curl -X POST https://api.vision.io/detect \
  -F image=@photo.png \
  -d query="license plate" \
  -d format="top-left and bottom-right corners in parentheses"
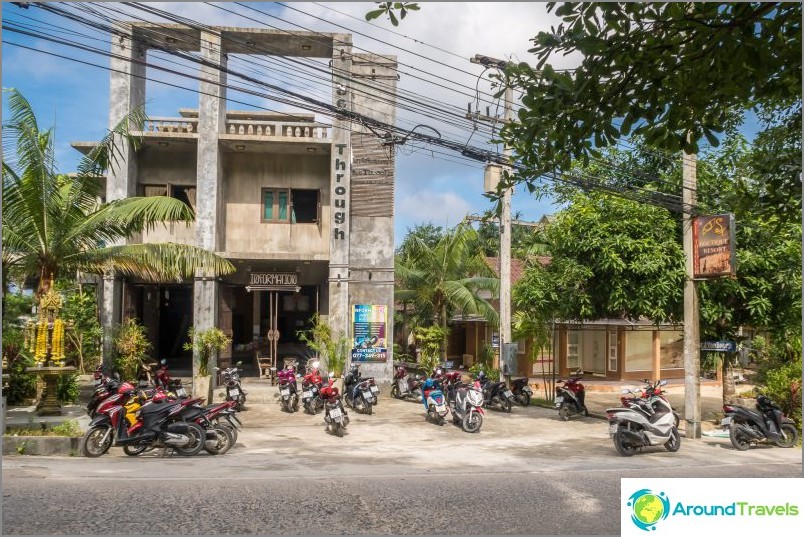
top-left (228, 388), bottom-right (239, 397)
top-left (302, 391), bottom-right (312, 399)
top-left (609, 423), bottom-right (618, 435)
top-left (720, 416), bottom-right (732, 426)
top-left (176, 388), bottom-right (187, 397)
top-left (436, 404), bottom-right (446, 413)
top-left (330, 408), bottom-right (342, 419)
top-left (370, 385), bottom-right (379, 393)
top-left (504, 390), bottom-right (513, 398)
top-left (554, 396), bottom-right (564, 404)
top-left (280, 389), bottom-right (290, 396)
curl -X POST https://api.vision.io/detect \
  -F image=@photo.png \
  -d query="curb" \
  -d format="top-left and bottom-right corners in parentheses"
top-left (2, 436), bottom-right (81, 456)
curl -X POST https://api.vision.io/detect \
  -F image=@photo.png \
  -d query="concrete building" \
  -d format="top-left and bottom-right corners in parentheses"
top-left (73, 24), bottom-right (398, 382)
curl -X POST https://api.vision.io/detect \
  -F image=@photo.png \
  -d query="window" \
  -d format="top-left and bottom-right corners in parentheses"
top-left (608, 330), bottom-right (618, 372)
top-left (567, 331), bottom-right (580, 369)
top-left (262, 188), bottom-right (321, 224)
top-left (625, 331), bottom-right (653, 372)
top-left (141, 183), bottom-right (197, 212)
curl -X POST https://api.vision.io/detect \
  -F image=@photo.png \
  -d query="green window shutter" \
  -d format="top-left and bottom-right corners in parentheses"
top-left (278, 190), bottom-right (288, 221)
top-left (264, 190), bottom-right (274, 220)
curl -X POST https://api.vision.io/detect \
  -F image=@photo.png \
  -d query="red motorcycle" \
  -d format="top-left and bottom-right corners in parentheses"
top-left (301, 361), bottom-right (325, 414)
top-left (277, 367), bottom-right (300, 413)
top-left (321, 376), bottom-right (349, 437)
top-left (555, 371), bottom-right (588, 420)
top-left (154, 359), bottom-right (187, 398)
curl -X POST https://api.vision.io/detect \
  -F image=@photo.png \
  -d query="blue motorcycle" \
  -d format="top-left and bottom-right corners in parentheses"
top-left (421, 377), bottom-right (449, 426)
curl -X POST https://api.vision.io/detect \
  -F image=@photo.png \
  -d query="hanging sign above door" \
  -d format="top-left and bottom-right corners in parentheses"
top-left (246, 272), bottom-right (300, 292)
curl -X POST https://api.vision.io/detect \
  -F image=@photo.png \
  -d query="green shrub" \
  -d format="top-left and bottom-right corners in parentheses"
top-left (113, 318), bottom-right (150, 381)
top-left (759, 358), bottom-right (802, 430)
top-left (56, 372), bottom-right (80, 404)
top-left (5, 351), bottom-right (38, 405)
top-left (183, 326), bottom-right (231, 377)
top-left (50, 420), bottom-right (83, 437)
top-left (298, 313), bottom-right (349, 376)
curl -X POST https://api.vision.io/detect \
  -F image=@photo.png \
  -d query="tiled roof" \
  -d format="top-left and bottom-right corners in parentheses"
top-left (483, 256), bottom-right (527, 285)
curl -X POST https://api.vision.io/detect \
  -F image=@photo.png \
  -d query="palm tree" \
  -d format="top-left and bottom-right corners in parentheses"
top-left (395, 222), bottom-right (499, 359)
top-left (2, 88), bottom-right (235, 297)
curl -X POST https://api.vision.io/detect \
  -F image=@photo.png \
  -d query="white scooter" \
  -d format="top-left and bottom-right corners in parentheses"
top-left (606, 387), bottom-right (681, 456)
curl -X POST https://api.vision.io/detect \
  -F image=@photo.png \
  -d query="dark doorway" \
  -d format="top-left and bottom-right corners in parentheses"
top-left (158, 286), bottom-right (193, 369)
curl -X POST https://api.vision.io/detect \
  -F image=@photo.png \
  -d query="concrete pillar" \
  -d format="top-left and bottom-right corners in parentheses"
top-left (101, 26), bottom-right (146, 369)
top-left (328, 34), bottom-right (353, 343)
top-left (192, 30), bottom-right (227, 383)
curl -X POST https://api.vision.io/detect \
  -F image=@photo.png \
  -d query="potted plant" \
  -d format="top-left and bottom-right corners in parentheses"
top-left (183, 326), bottom-right (231, 404)
top-left (298, 313), bottom-right (350, 391)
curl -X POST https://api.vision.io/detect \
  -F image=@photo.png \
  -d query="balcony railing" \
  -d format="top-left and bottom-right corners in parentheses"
top-left (143, 117), bottom-right (199, 134)
top-left (225, 120), bottom-right (330, 140)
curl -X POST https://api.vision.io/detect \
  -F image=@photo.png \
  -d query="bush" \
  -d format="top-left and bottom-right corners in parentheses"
top-left (5, 352), bottom-right (38, 405)
top-left (759, 358), bottom-right (802, 430)
top-left (297, 313), bottom-right (349, 376)
top-left (113, 318), bottom-right (150, 381)
top-left (56, 372), bottom-right (79, 404)
top-left (183, 326), bottom-right (231, 377)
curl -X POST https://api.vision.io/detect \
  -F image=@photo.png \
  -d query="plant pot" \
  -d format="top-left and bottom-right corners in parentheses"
top-left (193, 375), bottom-right (212, 404)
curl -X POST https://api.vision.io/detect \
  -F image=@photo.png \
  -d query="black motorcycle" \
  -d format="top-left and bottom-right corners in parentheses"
top-left (476, 373), bottom-right (515, 412)
top-left (510, 378), bottom-right (533, 407)
top-left (215, 362), bottom-right (246, 411)
top-left (721, 394), bottom-right (798, 450)
top-left (343, 364), bottom-right (378, 415)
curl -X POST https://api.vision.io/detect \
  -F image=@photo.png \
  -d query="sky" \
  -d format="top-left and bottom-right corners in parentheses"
top-left (1, 1), bottom-right (581, 245)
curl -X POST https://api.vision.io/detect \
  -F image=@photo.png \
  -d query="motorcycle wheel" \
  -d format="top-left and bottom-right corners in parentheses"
top-left (236, 395), bottom-right (246, 412)
top-left (291, 395), bottom-right (299, 413)
top-left (172, 422), bottom-right (205, 456)
top-left (775, 424), bottom-right (799, 448)
top-left (204, 425), bottom-right (234, 455)
top-left (80, 425), bottom-right (112, 458)
top-left (664, 427), bottom-right (681, 452)
top-left (729, 423), bottom-right (752, 451)
top-left (558, 403), bottom-right (570, 421)
top-left (333, 423), bottom-right (344, 437)
top-left (123, 442), bottom-right (150, 457)
top-left (502, 398), bottom-right (512, 413)
top-left (613, 431), bottom-right (638, 457)
top-left (672, 412), bottom-right (680, 428)
top-left (390, 384), bottom-right (401, 399)
top-left (519, 393), bottom-right (531, 407)
top-left (215, 420), bottom-right (238, 444)
top-left (462, 412), bottom-right (483, 433)
top-left (362, 395), bottom-right (373, 415)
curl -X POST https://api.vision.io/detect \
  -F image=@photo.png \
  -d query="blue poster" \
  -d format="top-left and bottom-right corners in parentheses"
top-left (351, 304), bottom-right (388, 362)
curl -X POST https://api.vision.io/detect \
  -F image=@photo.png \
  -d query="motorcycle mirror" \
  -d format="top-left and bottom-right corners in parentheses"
top-left (620, 388), bottom-right (631, 394)
top-left (236, 361), bottom-right (242, 367)
top-left (213, 367), bottom-right (220, 371)
top-left (160, 358), bottom-right (167, 365)
top-left (328, 371), bottom-right (334, 379)
top-left (313, 360), bottom-right (320, 369)
top-left (659, 380), bottom-right (667, 387)
top-left (113, 372), bottom-right (121, 381)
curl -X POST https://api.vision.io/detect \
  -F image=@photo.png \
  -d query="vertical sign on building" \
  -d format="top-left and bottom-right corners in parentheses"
top-left (351, 304), bottom-right (388, 362)
top-left (692, 213), bottom-right (737, 278)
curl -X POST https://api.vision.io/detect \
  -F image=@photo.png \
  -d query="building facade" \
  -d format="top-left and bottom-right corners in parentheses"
top-left (79, 24), bottom-right (398, 382)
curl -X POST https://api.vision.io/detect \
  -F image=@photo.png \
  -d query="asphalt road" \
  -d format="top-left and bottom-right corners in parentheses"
top-left (3, 398), bottom-right (802, 535)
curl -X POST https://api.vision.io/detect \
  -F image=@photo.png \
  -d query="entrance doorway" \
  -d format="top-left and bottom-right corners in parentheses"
top-left (259, 285), bottom-right (317, 368)
top-left (158, 286), bottom-right (193, 370)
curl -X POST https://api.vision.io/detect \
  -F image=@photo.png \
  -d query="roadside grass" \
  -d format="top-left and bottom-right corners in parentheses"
top-left (3, 419), bottom-right (84, 437)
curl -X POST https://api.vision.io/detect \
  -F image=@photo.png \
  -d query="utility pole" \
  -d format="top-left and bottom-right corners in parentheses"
top-left (682, 148), bottom-right (702, 439)
top-left (470, 54), bottom-right (513, 381)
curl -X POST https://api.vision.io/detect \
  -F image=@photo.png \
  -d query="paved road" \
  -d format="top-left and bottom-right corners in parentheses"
top-left (3, 398), bottom-right (801, 535)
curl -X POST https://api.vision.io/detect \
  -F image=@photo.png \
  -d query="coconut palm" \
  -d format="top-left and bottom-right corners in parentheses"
top-left (395, 222), bottom-right (499, 359)
top-left (2, 88), bottom-right (235, 296)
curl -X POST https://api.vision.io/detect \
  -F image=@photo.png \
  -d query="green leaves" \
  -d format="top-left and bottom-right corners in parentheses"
top-left (364, 2), bottom-right (419, 26)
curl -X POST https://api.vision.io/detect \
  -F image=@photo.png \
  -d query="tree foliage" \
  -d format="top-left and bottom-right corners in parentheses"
top-left (502, 2), bottom-right (801, 209)
top-left (365, 2), bottom-right (419, 26)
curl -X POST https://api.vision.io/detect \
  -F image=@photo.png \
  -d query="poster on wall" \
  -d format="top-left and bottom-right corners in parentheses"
top-left (351, 304), bottom-right (388, 362)
top-left (693, 213), bottom-right (737, 278)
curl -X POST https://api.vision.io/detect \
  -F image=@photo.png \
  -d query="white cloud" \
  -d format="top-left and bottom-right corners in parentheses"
top-left (396, 189), bottom-right (473, 230)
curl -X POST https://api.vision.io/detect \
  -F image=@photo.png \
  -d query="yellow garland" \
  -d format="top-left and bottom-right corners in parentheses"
top-left (34, 320), bottom-right (48, 362)
top-left (52, 319), bottom-right (65, 364)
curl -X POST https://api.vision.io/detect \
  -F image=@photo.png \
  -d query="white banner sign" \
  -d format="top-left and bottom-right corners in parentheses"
top-left (622, 478), bottom-right (803, 536)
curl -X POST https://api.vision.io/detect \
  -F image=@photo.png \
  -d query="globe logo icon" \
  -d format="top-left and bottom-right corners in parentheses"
top-left (627, 489), bottom-right (670, 531)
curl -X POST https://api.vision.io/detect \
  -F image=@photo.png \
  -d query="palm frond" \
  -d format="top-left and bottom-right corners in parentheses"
top-left (77, 106), bottom-right (148, 178)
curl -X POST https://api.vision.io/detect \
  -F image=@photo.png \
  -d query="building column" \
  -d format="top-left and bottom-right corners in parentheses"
top-left (328, 34), bottom-right (353, 342)
top-left (192, 30), bottom-right (227, 380)
top-left (101, 26), bottom-right (146, 369)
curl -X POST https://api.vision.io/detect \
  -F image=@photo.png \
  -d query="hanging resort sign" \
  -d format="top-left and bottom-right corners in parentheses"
top-left (693, 213), bottom-right (737, 279)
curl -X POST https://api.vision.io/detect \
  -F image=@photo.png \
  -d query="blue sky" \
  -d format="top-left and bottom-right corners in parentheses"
top-left (2, 2), bottom-right (576, 246)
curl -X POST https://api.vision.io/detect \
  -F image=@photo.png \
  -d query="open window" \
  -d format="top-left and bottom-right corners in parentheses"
top-left (262, 187), bottom-right (321, 224)
top-left (141, 183), bottom-right (197, 213)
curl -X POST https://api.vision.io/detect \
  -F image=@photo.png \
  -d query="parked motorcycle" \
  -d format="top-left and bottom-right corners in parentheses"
top-left (321, 375), bottom-right (349, 437)
top-left (721, 394), bottom-right (798, 450)
top-left (80, 395), bottom-right (206, 458)
top-left (153, 359), bottom-right (188, 399)
top-left (475, 371), bottom-right (515, 412)
top-left (215, 362), bottom-right (246, 410)
top-left (277, 367), bottom-right (300, 413)
top-left (555, 371), bottom-right (588, 420)
top-left (343, 364), bottom-right (378, 415)
top-left (448, 379), bottom-right (485, 433)
top-left (621, 379), bottom-right (679, 428)
top-left (301, 361), bottom-right (325, 415)
top-left (510, 378), bottom-right (533, 407)
top-left (391, 366), bottom-right (424, 400)
top-left (605, 391), bottom-right (681, 456)
top-left (421, 377), bottom-right (449, 425)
